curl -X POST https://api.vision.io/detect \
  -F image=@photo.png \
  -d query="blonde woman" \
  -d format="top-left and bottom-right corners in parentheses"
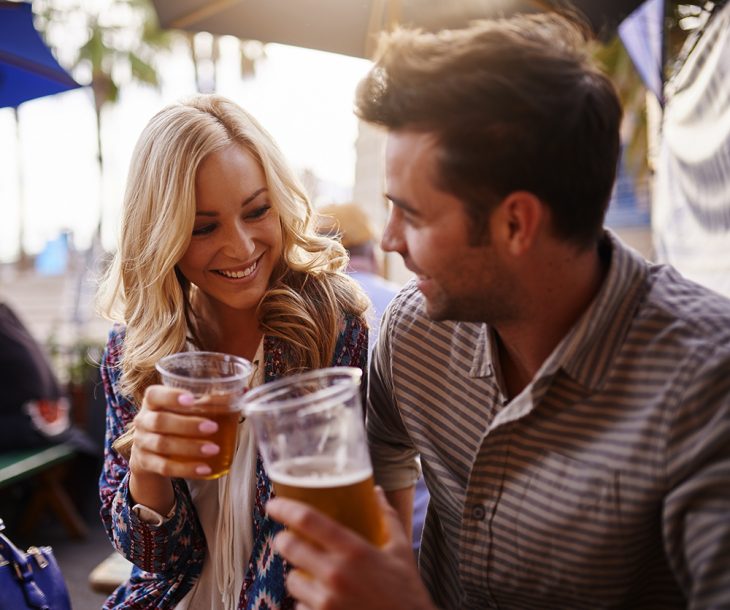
top-left (97, 94), bottom-right (369, 609)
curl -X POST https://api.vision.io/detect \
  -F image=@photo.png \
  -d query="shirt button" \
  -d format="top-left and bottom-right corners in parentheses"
top-left (472, 504), bottom-right (486, 521)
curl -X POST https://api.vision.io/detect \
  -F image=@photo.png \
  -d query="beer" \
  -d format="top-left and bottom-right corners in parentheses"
top-left (180, 402), bottom-right (240, 479)
top-left (270, 456), bottom-right (387, 546)
top-left (156, 351), bottom-right (251, 479)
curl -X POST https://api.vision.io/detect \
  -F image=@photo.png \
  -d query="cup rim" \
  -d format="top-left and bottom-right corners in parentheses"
top-left (155, 351), bottom-right (253, 386)
top-left (243, 366), bottom-right (362, 414)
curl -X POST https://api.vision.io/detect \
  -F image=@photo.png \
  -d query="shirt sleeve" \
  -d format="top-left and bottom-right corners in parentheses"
top-left (663, 344), bottom-right (730, 608)
top-left (98, 328), bottom-right (206, 574)
top-left (367, 292), bottom-right (422, 491)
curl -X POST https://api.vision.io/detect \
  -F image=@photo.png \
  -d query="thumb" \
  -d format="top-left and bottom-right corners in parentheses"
top-left (375, 486), bottom-right (409, 549)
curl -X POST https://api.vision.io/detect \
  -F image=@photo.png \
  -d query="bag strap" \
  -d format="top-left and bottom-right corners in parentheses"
top-left (0, 527), bottom-right (52, 610)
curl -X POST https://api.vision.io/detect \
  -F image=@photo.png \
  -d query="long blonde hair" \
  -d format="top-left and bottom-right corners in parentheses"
top-left (98, 95), bottom-right (368, 449)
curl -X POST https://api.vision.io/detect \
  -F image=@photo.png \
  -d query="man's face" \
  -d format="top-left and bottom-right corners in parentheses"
top-left (382, 130), bottom-right (516, 323)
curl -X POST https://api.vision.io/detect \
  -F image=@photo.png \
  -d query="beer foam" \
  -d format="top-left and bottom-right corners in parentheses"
top-left (269, 458), bottom-right (372, 489)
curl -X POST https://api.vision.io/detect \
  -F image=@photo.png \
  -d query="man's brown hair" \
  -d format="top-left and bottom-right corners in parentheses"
top-left (355, 12), bottom-right (622, 248)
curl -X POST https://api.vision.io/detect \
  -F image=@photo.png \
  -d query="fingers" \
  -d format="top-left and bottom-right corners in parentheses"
top-left (267, 498), bottom-right (366, 553)
top-left (132, 428), bottom-right (220, 460)
top-left (143, 385), bottom-right (195, 413)
top-left (129, 447), bottom-right (213, 479)
top-left (134, 405), bottom-right (218, 439)
top-left (274, 529), bottom-right (332, 579)
top-left (129, 422), bottom-right (220, 478)
top-left (286, 569), bottom-right (326, 610)
top-left (374, 486), bottom-right (410, 553)
top-left (137, 385), bottom-right (221, 440)
top-left (130, 385), bottom-right (225, 479)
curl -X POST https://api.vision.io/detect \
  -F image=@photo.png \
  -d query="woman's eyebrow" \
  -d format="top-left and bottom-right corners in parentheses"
top-left (242, 187), bottom-right (268, 207)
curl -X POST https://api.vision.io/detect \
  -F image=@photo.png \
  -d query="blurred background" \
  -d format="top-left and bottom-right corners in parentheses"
top-left (1, 0), bottom-right (728, 607)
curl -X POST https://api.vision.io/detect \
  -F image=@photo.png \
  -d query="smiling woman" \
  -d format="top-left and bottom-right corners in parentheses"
top-left (93, 94), bottom-right (369, 610)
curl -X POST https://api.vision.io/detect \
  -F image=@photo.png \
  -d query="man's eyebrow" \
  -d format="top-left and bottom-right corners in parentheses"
top-left (195, 187), bottom-right (268, 217)
top-left (385, 193), bottom-right (419, 215)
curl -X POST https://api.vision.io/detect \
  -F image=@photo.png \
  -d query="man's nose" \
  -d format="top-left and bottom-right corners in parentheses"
top-left (381, 211), bottom-right (405, 256)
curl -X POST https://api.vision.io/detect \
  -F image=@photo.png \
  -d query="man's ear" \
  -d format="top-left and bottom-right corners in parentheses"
top-left (492, 191), bottom-right (546, 256)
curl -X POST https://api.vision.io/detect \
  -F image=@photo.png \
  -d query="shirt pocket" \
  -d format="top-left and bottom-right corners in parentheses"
top-left (511, 451), bottom-right (631, 606)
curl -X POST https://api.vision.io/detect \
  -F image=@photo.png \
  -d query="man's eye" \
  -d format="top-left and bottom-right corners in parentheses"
top-left (192, 224), bottom-right (215, 236)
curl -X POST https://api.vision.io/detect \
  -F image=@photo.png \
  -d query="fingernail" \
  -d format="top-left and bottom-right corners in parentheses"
top-left (200, 443), bottom-right (220, 455)
top-left (178, 393), bottom-right (195, 406)
top-left (199, 420), bottom-right (218, 433)
top-left (272, 534), bottom-right (283, 553)
top-left (196, 465), bottom-right (212, 476)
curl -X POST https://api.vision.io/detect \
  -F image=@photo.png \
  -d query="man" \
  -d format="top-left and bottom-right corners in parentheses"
top-left (268, 12), bottom-right (730, 609)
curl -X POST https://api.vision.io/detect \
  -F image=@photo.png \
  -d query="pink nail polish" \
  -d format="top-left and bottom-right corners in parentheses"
top-left (178, 393), bottom-right (195, 406)
top-left (199, 420), bottom-right (218, 433)
top-left (196, 465), bottom-right (212, 476)
top-left (200, 443), bottom-right (220, 455)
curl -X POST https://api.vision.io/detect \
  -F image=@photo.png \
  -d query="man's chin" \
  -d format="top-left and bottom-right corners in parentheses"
top-left (422, 297), bottom-right (449, 322)
top-left (418, 284), bottom-right (460, 321)
top-left (422, 293), bottom-right (480, 323)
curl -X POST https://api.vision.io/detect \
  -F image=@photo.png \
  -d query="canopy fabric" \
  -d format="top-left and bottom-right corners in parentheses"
top-left (618, 0), bottom-right (665, 103)
top-left (653, 1), bottom-right (730, 298)
top-left (0, 1), bottom-right (81, 108)
top-left (150, 0), bottom-right (642, 59)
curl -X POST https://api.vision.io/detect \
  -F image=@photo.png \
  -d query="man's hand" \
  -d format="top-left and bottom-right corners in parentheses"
top-left (267, 486), bottom-right (435, 610)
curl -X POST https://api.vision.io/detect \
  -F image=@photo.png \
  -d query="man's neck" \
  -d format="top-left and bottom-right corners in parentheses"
top-left (495, 241), bottom-right (607, 400)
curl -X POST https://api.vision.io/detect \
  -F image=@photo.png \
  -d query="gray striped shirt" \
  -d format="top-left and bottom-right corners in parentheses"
top-left (367, 232), bottom-right (730, 609)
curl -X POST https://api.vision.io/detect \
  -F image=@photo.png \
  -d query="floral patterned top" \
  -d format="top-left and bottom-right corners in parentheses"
top-left (99, 314), bottom-right (368, 609)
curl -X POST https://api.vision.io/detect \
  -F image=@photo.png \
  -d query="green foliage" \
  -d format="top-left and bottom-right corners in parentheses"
top-left (65, 338), bottom-right (104, 386)
top-left (589, 2), bottom-right (712, 185)
top-left (593, 35), bottom-right (649, 182)
top-left (34, 0), bottom-right (174, 144)
top-left (46, 332), bottom-right (104, 387)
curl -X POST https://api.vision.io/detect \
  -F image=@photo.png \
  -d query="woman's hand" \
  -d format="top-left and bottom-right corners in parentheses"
top-left (128, 384), bottom-right (224, 514)
top-left (130, 384), bottom-right (221, 480)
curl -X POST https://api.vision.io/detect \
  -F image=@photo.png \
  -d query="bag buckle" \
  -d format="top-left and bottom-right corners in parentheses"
top-left (27, 546), bottom-right (49, 569)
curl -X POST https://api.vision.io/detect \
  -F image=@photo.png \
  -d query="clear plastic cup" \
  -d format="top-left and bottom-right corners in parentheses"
top-left (156, 351), bottom-right (252, 479)
top-left (244, 367), bottom-right (386, 545)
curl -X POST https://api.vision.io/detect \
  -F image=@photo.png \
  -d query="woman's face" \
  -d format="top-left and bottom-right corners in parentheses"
top-left (177, 143), bottom-right (283, 319)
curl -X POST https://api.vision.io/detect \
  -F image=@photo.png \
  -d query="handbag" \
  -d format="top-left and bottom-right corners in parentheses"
top-left (0, 518), bottom-right (71, 610)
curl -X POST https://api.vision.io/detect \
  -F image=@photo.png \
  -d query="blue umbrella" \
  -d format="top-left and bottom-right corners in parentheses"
top-left (0, 1), bottom-right (81, 108)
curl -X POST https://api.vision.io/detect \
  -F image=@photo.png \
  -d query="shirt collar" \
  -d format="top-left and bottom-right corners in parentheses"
top-left (444, 321), bottom-right (492, 378)
top-left (484, 231), bottom-right (650, 429)
top-left (542, 230), bottom-right (649, 390)
top-left (446, 231), bottom-right (649, 394)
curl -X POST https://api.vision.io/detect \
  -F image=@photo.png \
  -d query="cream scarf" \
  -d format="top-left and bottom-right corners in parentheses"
top-left (176, 339), bottom-right (264, 609)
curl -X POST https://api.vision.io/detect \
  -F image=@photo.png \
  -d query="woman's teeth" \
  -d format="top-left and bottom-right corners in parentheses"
top-left (217, 260), bottom-right (257, 279)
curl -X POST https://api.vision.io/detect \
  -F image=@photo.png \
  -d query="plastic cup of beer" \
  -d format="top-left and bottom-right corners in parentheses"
top-left (155, 351), bottom-right (252, 479)
top-left (243, 367), bottom-right (386, 546)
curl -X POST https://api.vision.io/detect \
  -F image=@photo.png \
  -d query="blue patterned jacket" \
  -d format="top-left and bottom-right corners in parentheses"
top-left (99, 314), bottom-right (368, 609)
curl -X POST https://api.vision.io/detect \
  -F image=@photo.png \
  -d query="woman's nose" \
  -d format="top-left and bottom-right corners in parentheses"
top-left (222, 221), bottom-right (256, 259)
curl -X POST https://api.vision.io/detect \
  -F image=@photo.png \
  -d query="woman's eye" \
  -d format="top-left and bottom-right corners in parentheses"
top-left (246, 204), bottom-right (271, 220)
top-left (192, 224), bottom-right (216, 236)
